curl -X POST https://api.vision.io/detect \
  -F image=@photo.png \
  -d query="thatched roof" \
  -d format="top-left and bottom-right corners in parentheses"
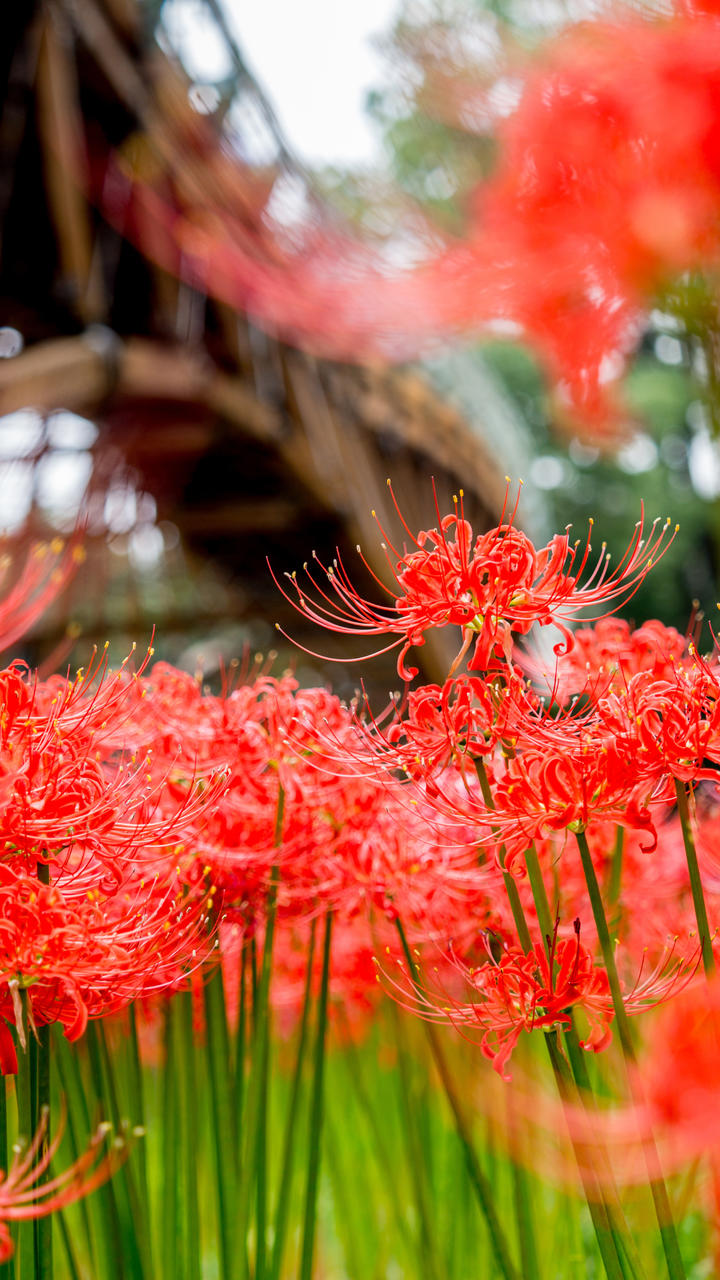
top-left (0, 0), bottom-right (505, 689)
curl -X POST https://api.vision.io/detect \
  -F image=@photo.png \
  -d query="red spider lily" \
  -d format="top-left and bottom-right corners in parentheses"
top-left (522, 617), bottom-right (691, 705)
top-left (0, 540), bottom-right (84, 656)
top-left (277, 487), bottom-right (677, 680)
top-left (327, 674), bottom-right (516, 783)
top-left (119, 662), bottom-right (277, 770)
top-left (197, 752), bottom-right (494, 940)
top-left (26, 643), bottom-right (152, 747)
top-left (495, 740), bottom-right (666, 863)
top-left (384, 914), bottom-right (698, 1080)
top-left (383, 921), bottom-right (614, 1079)
top-left (133, 665), bottom-right (354, 782)
top-left (0, 652), bottom-right (230, 880)
top-left (0, 859), bottom-right (217, 1047)
top-left (128, 667), bottom-right (499, 941)
top-left (0, 1110), bottom-right (136, 1262)
top-left (597, 656), bottom-right (720, 787)
top-left (414, 716), bottom-right (666, 871)
top-left (139, 673), bottom-right (363, 915)
top-left (473, 928), bottom-right (614, 1078)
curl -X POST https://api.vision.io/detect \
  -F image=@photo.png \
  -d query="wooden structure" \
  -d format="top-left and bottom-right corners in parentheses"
top-left (0, 0), bottom-right (504, 688)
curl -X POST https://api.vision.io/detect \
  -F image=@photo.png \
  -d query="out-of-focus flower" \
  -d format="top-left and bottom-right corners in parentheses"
top-left (594, 648), bottom-right (720, 791)
top-left (0, 540), bottom-right (83, 656)
top-left (523, 617), bottom-right (691, 704)
top-left (0, 1110), bottom-right (137, 1261)
top-left (639, 974), bottom-right (720, 1160)
top-left (94, 6), bottom-right (720, 432)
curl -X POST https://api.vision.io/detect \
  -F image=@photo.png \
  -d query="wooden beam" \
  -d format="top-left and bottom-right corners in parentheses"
top-left (0, 335), bottom-right (108, 415)
top-left (0, 335), bottom-right (281, 443)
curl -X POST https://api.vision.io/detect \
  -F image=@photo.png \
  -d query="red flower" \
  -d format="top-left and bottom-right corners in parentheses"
top-left (0, 540), bottom-right (83, 656)
top-left (0, 1111), bottom-right (136, 1261)
top-left (278, 489), bottom-right (676, 680)
top-left (0, 860), bottom-right (216, 1046)
top-left (96, 6), bottom-right (720, 431)
top-left (597, 655), bottom-right (720, 787)
top-left (524, 617), bottom-right (690, 704)
top-left (490, 737), bottom-right (664, 865)
top-left (0, 651), bottom-right (229, 882)
top-left (347, 674), bottom-right (508, 780)
top-left (385, 921), bottom-right (614, 1079)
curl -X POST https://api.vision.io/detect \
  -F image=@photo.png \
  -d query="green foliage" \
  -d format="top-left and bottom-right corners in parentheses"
top-left (36, 995), bottom-right (711, 1280)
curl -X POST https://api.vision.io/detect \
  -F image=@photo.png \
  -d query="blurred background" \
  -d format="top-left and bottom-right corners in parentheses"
top-left (0, 0), bottom-right (715, 691)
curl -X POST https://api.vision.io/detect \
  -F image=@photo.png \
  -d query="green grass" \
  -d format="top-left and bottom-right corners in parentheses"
top-left (6, 991), bottom-right (705, 1280)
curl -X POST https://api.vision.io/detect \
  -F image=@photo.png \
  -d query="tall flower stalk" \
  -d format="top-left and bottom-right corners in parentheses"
top-left (281, 487), bottom-right (720, 1276)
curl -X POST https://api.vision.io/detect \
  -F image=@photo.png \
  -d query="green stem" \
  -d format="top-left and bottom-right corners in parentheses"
top-left (299, 911), bottom-right (333, 1280)
top-left (674, 779), bottom-right (715, 975)
top-left (322, 1109), bottom-right (365, 1278)
top-left (607, 826), bottom-right (625, 910)
top-left (237, 783), bottom-right (284, 1280)
top-left (563, 1024), bottom-right (647, 1280)
top-left (34, 1020), bottom-right (51, 1280)
top-left (495, 841), bottom-right (638, 1280)
top-left (256, 787), bottom-right (288, 1280)
top-left (53, 1029), bottom-right (103, 1277)
top-left (475, 760), bottom-right (532, 952)
top-left (237, 885), bottom-right (279, 1280)
top-left (334, 1012), bottom-right (416, 1264)
top-left (127, 1007), bottom-right (149, 1220)
top-left (523, 842), bottom-right (554, 948)
top-left (269, 918), bottom-right (317, 1280)
top-left (249, 937), bottom-right (259, 1030)
top-left (506, 1093), bottom-right (541, 1280)
top-left (234, 943), bottom-right (247, 1148)
top-left (16, 1003), bottom-right (34, 1280)
top-left (178, 995), bottom-right (201, 1280)
top-left (574, 830), bottom-right (634, 1056)
top-left (205, 968), bottom-right (238, 1280)
top-left (35, 861), bottom-right (51, 1280)
top-left (55, 1212), bottom-right (82, 1280)
top-left (575, 829), bottom-right (687, 1280)
top-left (395, 920), bottom-right (520, 1280)
top-left (387, 1004), bottom-right (444, 1280)
top-left (0, 1078), bottom-right (8, 1280)
top-left (161, 1005), bottom-right (179, 1280)
top-left (95, 1023), bottom-right (150, 1278)
top-left (544, 1032), bottom-right (626, 1280)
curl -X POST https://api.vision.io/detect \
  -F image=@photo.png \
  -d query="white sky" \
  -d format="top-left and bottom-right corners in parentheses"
top-left (161, 0), bottom-right (402, 167)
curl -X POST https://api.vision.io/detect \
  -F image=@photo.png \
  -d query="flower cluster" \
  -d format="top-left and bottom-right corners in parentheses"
top-left (2, 495), bottom-right (716, 1253)
top-left (0, 604), bottom-right (227, 1057)
top-left (282, 491), bottom-right (713, 1076)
